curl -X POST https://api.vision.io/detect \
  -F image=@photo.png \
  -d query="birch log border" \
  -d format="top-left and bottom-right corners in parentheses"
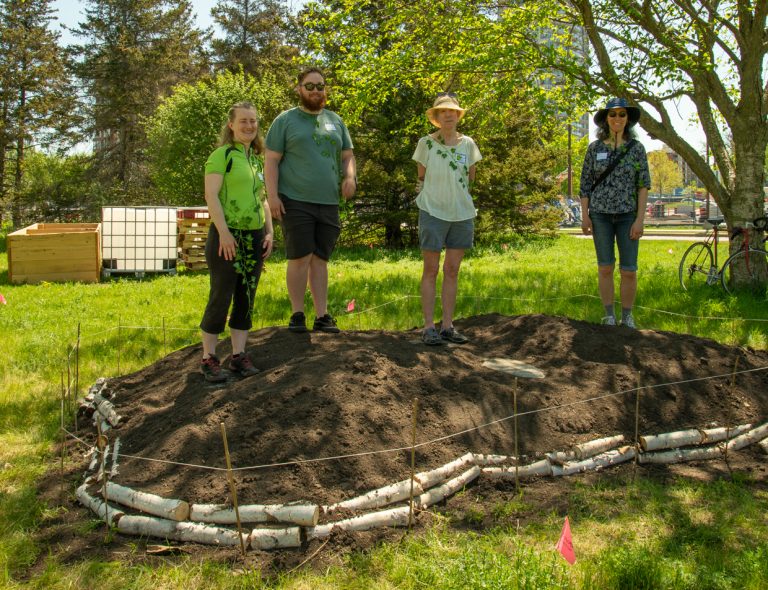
top-left (76, 380), bottom-right (768, 551)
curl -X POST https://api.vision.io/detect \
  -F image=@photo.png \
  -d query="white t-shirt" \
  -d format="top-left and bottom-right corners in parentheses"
top-left (412, 134), bottom-right (482, 222)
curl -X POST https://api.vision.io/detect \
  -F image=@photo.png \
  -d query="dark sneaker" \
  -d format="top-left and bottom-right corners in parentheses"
top-left (440, 327), bottom-right (469, 344)
top-left (201, 354), bottom-right (227, 383)
top-left (228, 352), bottom-right (260, 377)
top-left (288, 311), bottom-right (308, 333)
top-left (621, 313), bottom-right (637, 329)
top-left (422, 327), bottom-right (444, 346)
top-left (313, 314), bottom-right (341, 333)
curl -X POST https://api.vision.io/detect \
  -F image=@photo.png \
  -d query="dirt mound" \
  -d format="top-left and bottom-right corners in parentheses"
top-left (103, 314), bottom-right (768, 507)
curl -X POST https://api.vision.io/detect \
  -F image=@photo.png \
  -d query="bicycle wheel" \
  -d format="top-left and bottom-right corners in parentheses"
top-left (721, 248), bottom-right (768, 296)
top-left (679, 242), bottom-right (714, 291)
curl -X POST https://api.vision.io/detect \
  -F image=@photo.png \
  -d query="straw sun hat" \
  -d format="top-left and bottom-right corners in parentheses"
top-left (426, 94), bottom-right (466, 128)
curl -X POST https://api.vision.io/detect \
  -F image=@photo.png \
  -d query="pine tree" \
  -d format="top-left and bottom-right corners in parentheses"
top-left (70, 0), bottom-right (209, 197)
top-left (0, 0), bottom-right (80, 227)
top-left (210, 0), bottom-right (297, 87)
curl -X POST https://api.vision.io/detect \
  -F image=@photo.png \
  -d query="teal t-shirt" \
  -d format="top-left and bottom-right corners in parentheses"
top-left (205, 143), bottom-right (266, 230)
top-left (265, 107), bottom-right (354, 205)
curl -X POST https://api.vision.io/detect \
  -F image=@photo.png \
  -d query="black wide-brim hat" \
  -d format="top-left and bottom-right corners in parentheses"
top-left (593, 97), bottom-right (641, 126)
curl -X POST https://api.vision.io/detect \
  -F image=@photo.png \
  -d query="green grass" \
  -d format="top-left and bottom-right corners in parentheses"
top-left (1, 235), bottom-right (767, 588)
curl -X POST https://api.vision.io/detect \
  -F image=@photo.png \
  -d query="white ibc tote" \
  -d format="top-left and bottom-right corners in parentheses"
top-left (101, 207), bottom-right (177, 278)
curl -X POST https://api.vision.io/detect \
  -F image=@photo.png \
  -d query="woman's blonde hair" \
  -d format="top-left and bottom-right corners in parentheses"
top-left (219, 102), bottom-right (264, 154)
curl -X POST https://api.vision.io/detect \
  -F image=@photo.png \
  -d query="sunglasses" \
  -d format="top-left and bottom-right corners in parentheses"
top-left (301, 82), bottom-right (326, 91)
top-left (607, 111), bottom-right (628, 118)
top-left (436, 91), bottom-right (458, 99)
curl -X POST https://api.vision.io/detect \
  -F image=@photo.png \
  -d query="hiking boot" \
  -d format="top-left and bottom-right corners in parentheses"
top-left (288, 311), bottom-right (308, 333)
top-left (313, 313), bottom-right (341, 333)
top-left (621, 313), bottom-right (637, 329)
top-left (201, 354), bottom-right (227, 383)
top-left (422, 327), bottom-right (445, 346)
top-left (601, 315), bottom-right (616, 326)
top-left (229, 352), bottom-right (260, 377)
top-left (440, 326), bottom-right (469, 344)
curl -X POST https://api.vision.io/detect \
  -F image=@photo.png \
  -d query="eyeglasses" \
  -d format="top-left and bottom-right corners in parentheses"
top-left (607, 111), bottom-right (627, 118)
top-left (301, 82), bottom-right (326, 91)
top-left (436, 92), bottom-right (457, 99)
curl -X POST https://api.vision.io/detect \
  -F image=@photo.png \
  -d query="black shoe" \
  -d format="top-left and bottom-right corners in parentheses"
top-left (313, 313), bottom-right (340, 333)
top-left (440, 327), bottom-right (469, 344)
top-left (228, 352), bottom-right (260, 377)
top-left (201, 354), bottom-right (227, 383)
top-left (288, 311), bottom-right (308, 333)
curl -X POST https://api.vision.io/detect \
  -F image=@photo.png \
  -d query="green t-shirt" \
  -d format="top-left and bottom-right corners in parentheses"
top-left (265, 107), bottom-right (354, 205)
top-left (205, 143), bottom-right (266, 230)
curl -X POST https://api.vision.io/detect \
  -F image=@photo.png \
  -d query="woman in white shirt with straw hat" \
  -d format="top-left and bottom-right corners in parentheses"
top-left (412, 93), bottom-right (482, 346)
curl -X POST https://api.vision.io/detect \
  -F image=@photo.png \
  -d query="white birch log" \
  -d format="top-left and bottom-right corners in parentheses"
top-left (190, 503), bottom-right (320, 526)
top-left (414, 452), bottom-right (475, 489)
top-left (117, 515), bottom-right (246, 547)
top-left (546, 450), bottom-right (577, 465)
top-left (249, 527), bottom-right (302, 550)
top-left (110, 438), bottom-right (121, 477)
top-left (93, 393), bottom-right (121, 427)
top-left (573, 435), bottom-right (625, 460)
top-left (87, 447), bottom-right (100, 472)
top-left (325, 479), bottom-right (424, 513)
top-left (759, 438), bottom-right (768, 454)
top-left (417, 466), bottom-right (481, 508)
top-left (640, 429), bottom-right (704, 452)
top-left (638, 445), bottom-right (724, 464)
top-left (105, 481), bottom-right (190, 521)
top-left (725, 422), bottom-right (768, 451)
top-left (551, 447), bottom-right (636, 476)
top-left (307, 506), bottom-right (411, 541)
top-left (483, 458), bottom-right (552, 480)
top-left (472, 453), bottom-right (516, 466)
top-left (76, 484), bottom-right (124, 525)
top-left (702, 424), bottom-right (752, 444)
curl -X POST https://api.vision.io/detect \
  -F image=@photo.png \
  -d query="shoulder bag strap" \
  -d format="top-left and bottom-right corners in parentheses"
top-left (590, 139), bottom-right (636, 193)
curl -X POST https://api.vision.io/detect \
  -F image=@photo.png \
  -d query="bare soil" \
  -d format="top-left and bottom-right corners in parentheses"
top-left (33, 314), bottom-right (768, 574)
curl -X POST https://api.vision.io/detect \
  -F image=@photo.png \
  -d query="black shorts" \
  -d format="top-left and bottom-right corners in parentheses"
top-left (281, 195), bottom-right (341, 260)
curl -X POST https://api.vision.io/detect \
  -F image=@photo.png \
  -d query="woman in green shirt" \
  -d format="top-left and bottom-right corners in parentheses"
top-left (199, 102), bottom-right (274, 382)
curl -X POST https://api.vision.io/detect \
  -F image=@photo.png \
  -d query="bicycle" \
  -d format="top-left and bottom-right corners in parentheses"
top-left (678, 216), bottom-right (768, 294)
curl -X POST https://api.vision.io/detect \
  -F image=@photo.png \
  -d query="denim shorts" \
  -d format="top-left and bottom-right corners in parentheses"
top-left (589, 211), bottom-right (639, 271)
top-left (418, 209), bottom-right (474, 251)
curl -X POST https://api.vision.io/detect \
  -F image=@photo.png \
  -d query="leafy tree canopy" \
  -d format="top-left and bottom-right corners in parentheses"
top-left (144, 69), bottom-right (288, 206)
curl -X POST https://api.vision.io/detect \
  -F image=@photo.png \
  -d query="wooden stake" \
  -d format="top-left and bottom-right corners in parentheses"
top-left (408, 397), bottom-right (419, 530)
top-left (117, 315), bottom-right (121, 377)
top-left (96, 421), bottom-right (110, 533)
top-left (724, 356), bottom-right (740, 472)
top-left (633, 373), bottom-right (642, 481)
top-left (162, 317), bottom-right (167, 356)
top-left (220, 422), bottom-right (247, 557)
top-left (60, 375), bottom-right (66, 500)
top-left (513, 377), bottom-right (520, 494)
top-left (75, 322), bottom-right (81, 405)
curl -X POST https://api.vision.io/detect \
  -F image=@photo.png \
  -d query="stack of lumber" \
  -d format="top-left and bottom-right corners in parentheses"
top-left (177, 208), bottom-right (210, 270)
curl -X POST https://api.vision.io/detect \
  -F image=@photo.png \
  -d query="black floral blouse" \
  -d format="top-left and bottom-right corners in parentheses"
top-left (579, 139), bottom-right (651, 215)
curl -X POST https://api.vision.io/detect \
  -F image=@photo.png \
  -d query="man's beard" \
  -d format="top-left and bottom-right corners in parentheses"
top-left (300, 93), bottom-right (326, 112)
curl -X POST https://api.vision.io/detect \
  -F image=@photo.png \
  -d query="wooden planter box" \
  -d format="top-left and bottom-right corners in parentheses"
top-left (8, 223), bottom-right (102, 284)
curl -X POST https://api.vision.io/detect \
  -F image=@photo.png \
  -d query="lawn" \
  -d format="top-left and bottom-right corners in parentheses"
top-left (1, 235), bottom-right (767, 589)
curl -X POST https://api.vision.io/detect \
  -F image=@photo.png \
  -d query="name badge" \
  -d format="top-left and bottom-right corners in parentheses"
top-left (325, 123), bottom-right (337, 131)
top-left (596, 152), bottom-right (608, 161)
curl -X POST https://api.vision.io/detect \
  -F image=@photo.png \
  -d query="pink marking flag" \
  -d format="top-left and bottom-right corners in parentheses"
top-left (0, 292), bottom-right (6, 305)
top-left (556, 516), bottom-right (576, 564)
top-left (347, 299), bottom-right (356, 312)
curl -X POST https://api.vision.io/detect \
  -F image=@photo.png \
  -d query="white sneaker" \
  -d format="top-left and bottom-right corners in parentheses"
top-left (601, 316), bottom-right (616, 326)
top-left (622, 314), bottom-right (636, 329)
